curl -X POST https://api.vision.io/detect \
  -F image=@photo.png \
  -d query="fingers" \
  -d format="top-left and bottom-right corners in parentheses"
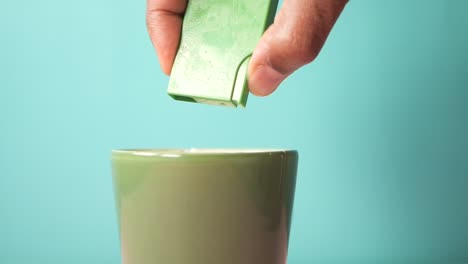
top-left (248, 0), bottom-right (348, 96)
top-left (146, 0), bottom-right (187, 75)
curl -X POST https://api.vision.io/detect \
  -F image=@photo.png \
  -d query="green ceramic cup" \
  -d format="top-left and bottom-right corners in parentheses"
top-left (111, 149), bottom-right (298, 264)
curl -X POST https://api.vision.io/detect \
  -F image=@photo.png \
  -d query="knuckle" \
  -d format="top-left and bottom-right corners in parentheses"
top-left (145, 10), bottom-right (161, 29)
top-left (265, 36), bottom-right (316, 75)
top-left (291, 33), bottom-right (323, 65)
top-left (271, 35), bottom-right (319, 73)
top-left (294, 45), bottom-right (318, 65)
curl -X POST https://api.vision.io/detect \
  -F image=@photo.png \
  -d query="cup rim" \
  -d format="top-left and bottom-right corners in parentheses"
top-left (112, 148), bottom-right (297, 158)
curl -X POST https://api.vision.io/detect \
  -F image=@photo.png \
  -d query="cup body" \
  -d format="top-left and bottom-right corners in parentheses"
top-left (111, 149), bottom-right (298, 264)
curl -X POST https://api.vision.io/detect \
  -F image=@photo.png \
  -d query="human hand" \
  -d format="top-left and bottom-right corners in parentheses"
top-left (146, 0), bottom-right (348, 96)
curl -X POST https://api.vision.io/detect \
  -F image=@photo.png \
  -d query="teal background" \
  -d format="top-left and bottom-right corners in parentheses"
top-left (1, 0), bottom-right (467, 263)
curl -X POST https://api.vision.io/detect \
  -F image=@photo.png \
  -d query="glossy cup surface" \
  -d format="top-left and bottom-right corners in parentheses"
top-left (112, 149), bottom-right (298, 264)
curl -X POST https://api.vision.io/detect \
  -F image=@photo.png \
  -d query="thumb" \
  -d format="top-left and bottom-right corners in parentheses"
top-left (248, 0), bottom-right (348, 96)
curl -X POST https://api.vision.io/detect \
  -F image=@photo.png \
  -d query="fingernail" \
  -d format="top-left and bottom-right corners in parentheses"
top-left (248, 65), bottom-right (286, 96)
